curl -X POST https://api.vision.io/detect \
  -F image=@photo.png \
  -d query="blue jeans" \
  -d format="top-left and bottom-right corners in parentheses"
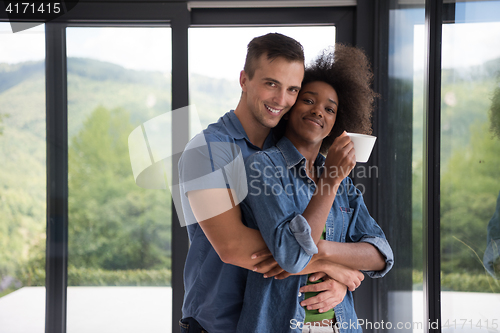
top-left (179, 317), bottom-right (209, 333)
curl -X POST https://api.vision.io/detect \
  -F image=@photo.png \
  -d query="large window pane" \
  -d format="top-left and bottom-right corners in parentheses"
top-left (66, 27), bottom-right (173, 333)
top-left (188, 26), bottom-right (336, 138)
top-left (0, 23), bottom-right (46, 333)
top-left (387, 5), bottom-right (426, 332)
top-left (440, 1), bottom-right (500, 331)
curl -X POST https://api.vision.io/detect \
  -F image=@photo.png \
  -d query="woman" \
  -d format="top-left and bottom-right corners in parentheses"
top-left (236, 44), bottom-right (394, 333)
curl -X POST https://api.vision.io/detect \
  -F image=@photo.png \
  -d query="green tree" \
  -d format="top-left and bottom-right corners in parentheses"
top-left (490, 82), bottom-right (500, 139)
top-left (441, 122), bottom-right (500, 274)
top-left (68, 106), bottom-right (171, 272)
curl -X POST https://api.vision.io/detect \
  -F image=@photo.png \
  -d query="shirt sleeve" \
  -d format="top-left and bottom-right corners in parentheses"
top-left (178, 132), bottom-right (247, 226)
top-left (242, 152), bottom-right (316, 273)
top-left (344, 177), bottom-right (394, 278)
top-left (179, 132), bottom-right (245, 194)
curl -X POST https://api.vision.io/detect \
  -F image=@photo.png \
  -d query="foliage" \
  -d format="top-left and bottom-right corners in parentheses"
top-left (0, 61), bottom-right (44, 94)
top-left (0, 71), bottom-right (45, 280)
top-left (1, 60), bottom-right (180, 292)
top-left (68, 267), bottom-right (171, 286)
top-left (413, 270), bottom-right (500, 293)
top-left (3, 56), bottom-right (499, 294)
top-left (440, 122), bottom-right (500, 274)
top-left (412, 64), bottom-right (500, 276)
top-left (68, 106), bottom-right (172, 271)
top-left (16, 266), bottom-right (171, 287)
top-left (490, 80), bottom-right (500, 139)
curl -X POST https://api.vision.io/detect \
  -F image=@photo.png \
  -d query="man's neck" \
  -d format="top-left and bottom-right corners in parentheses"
top-left (233, 104), bottom-right (270, 149)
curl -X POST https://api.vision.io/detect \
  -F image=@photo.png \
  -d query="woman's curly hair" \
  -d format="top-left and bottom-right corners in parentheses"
top-left (275, 43), bottom-right (378, 155)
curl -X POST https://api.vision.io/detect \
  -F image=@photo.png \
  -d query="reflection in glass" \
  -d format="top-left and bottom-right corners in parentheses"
top-left (440, 1), bottom-right (500, 330)
top-left (385, 4), bottom-right (426, 332)
top-left (0, 23), bottom-right (46, 333)
top-left (188, 26), bottom-right (336, 137)
top-left (66, 27), bottom-right (172, 333)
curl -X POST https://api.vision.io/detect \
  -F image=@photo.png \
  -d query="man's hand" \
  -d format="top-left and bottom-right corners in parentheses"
top-left (299, 275), bottom-right (347, 313)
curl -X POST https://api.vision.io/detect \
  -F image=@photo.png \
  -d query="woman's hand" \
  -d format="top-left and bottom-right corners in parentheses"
top-left (322, 131), bottom-right (356, 185)
top-left (316, 260), bottom-right (364, 291)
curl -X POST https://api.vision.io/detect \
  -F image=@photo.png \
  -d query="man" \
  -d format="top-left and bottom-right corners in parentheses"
top-left (179, 33), bottom-right (306, 333)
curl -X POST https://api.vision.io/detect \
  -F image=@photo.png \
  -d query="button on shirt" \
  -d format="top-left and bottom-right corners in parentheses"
top-left (178, 110), bottom-right (276, 333)
top-left (237, 136), bottom-right (394, 333)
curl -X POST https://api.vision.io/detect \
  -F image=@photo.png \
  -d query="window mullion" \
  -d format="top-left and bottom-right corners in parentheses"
top-left (45, 22), bottom-right (68, 333)
top-left (423, 0), bottom-right (443, 331)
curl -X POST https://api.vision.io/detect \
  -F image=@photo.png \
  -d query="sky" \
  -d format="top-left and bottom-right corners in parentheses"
top-left (1, 21), bottom-right (500, 78)
top-left (413, 21), bottom-right (500, 72)
top-left (0, 23), bottom-right (336, 80)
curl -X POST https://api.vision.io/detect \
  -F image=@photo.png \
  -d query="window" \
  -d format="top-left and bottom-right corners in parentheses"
top-left (4, 1), bottom-right (496, 332)
top-left (0, 22), bottom-right (46, 333)
top-left (65, 26), bottom-right (173, 332)
top-left (188, 26), bottom-right (336, 137)
top-left (385, 5), bottom-right (426, 331)
top-left (440, 1), bottom-right (500, 329)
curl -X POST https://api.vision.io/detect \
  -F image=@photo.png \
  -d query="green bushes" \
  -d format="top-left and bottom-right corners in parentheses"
top-left (68, 267), bottom-right (171, 286)
top-left (413, 270), bottom-right (500, 293)
top-left (16, 266), bottom-right (171, 287)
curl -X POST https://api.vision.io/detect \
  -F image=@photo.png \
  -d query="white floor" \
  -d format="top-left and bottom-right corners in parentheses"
top-left (1, 288), bottom-right (499, 333)
top-left (388, 290), bottom-right (500, 332)
top-left (0, 287), bottom-right (172, 333)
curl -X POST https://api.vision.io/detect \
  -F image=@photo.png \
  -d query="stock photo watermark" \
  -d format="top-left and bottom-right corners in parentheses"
top-left (128, 105), bottom-right (379, 227)
top-left (291, 318), bottom-right (500, 331)
top-left (2, 1), bottom-right (79, 33)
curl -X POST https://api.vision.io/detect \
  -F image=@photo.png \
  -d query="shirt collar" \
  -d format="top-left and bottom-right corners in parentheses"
top-left (222, 110), bottom-right (276, 150)
top-left (276, 136), bottom-right (326, 170)
top-left (221, 110), bottom-right (248, 140)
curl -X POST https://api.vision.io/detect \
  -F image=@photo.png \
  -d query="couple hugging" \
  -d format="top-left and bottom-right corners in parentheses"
top-left (178, 33), bottom-right (394, 333)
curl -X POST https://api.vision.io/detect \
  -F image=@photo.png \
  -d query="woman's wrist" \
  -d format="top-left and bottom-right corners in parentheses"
top-left (317, 173), bottom-right (341, 195)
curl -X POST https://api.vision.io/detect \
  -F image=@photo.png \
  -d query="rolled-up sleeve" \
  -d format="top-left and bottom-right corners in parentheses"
top-left (242, 152), bottom-right (315, 273)
top-left (289, 214), bottom-right (319, 256)
top-left (359, 235), bottom-right (394, 278)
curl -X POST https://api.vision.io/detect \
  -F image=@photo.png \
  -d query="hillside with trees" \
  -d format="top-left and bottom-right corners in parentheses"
top-left (0, 58), bottom-right (241, 295)
top-left (0, 56), bottom-right (499, 296)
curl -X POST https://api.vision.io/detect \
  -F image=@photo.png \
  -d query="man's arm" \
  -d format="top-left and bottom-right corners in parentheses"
top-left (188, 188), bottom-right (278, 271)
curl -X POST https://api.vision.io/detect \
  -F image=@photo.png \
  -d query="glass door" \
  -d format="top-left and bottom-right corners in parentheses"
top-left (0, 22), bottom-right (46, 333)
top-left (439, 1), bottom-right (500, 331)
top-left (65, 26), bottom-right (173, 333)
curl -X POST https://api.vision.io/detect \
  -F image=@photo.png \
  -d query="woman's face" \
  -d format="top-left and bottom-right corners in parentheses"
top-left (285, 81), bottom-right (339, 146)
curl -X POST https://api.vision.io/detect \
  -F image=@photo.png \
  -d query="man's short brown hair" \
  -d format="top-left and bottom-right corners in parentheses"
top-left (244, 33), bottom-right (305, 79)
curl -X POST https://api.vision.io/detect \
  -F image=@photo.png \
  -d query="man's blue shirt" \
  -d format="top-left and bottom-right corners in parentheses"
top-left (178, 110), bottom-right (277, 333)
top-left (237, 137), bottom-right (394, 333)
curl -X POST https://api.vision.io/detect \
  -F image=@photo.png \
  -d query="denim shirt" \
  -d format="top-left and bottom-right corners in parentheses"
top-left (237, 137), bottom-right (394, 333)
top-left (179, 110), bottom-right (276, 333)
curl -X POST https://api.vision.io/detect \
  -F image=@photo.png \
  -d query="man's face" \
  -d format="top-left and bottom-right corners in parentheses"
top-left (240, 54), bottom-right (304, 130)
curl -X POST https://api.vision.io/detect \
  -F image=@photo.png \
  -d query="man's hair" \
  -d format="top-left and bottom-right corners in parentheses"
top-left (274, 44), bottom-right (378, 155)
top-left (244, 33), bottom-right (305, 79)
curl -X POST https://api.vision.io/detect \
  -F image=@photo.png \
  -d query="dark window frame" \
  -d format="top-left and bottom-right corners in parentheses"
top-left (0, 1), bottom-right (449, 332)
